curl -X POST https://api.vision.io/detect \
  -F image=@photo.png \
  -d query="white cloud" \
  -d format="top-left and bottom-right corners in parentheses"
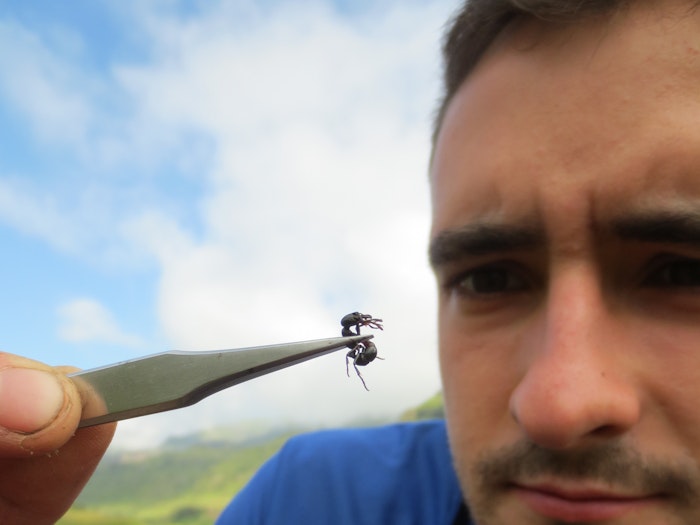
top-left (57, 298), bottom-right (143, 347)
top-left (0, 178), bottom-right (79, 252)
top-left (0, 0), bottom-right (461, 449)
top-left (105, 0), bottom-right (454, 449)
top-left (0, 19), bottom-right (93, 146)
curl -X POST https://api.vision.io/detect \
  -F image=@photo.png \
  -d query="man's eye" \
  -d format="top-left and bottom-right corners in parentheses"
top-left (451, 266), bottom-right (529, 296)
top-left (644, 258), bottom-right (700, 288)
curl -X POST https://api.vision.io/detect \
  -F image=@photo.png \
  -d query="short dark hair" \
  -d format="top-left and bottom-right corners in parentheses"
top-left (431, 0), bottom-right (626, 152)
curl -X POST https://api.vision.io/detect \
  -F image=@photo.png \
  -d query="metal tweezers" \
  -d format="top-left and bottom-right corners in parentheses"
top-left (69, 334), bottom-right (372, 428)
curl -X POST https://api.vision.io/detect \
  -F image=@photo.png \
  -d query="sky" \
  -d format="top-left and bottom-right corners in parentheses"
top-left (0, 0), bottom-right (459, 450)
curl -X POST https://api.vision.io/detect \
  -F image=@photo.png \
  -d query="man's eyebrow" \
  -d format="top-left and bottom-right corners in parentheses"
top-left (429, 222), bottom-right (542, 268)
top-left (612, 209), bottom-right (700, 246)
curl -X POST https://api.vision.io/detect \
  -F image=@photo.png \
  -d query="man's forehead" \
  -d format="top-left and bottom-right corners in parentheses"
top-left (434, 0), bottom-right (700, 145)
top-left (470, 0), bottom-right (700, 80)
top-left (430, 0), bottom-right (700, 233)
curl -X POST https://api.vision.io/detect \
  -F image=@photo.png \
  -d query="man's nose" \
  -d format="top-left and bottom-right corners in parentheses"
top-left (509, 269), bottom-right (641, 450)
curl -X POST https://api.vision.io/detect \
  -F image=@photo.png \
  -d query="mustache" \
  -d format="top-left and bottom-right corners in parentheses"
top-left (475, 440), bottom-right (699, 503)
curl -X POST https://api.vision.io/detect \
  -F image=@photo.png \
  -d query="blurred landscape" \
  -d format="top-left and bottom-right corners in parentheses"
top-left (59, 393), bottom-right (444, 525)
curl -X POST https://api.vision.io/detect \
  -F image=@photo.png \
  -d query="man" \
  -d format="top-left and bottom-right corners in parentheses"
top-left (5, 0), bottom-right (700, 522)
top-left (429, 0), bottom-right (700, 522)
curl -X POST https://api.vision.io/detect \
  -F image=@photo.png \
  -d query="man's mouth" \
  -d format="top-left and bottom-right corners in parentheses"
top-left (510, 481), bottom-right (661, 522)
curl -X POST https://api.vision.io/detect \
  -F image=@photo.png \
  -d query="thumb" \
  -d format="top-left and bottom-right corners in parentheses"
top-left (0, 353), bottom-right (115, 525)
top-left (0, 355), bottom-right (81, 456)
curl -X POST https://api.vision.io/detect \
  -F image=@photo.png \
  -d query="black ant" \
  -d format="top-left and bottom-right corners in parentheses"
top-left (340, 312), bottom-right (383, 390)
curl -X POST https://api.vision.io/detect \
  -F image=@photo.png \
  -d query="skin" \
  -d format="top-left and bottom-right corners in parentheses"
top-left (0, 353), bottom-right (114, 524)
top-left (430, 1), bottom-right (700, 524)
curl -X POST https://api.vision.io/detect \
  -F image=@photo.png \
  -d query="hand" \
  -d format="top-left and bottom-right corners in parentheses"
top-left (0, 353), bottom-right (115, 525)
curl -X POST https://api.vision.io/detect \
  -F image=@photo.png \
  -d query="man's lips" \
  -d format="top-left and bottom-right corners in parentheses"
top-left (511, 482), bottom-right (660, 522)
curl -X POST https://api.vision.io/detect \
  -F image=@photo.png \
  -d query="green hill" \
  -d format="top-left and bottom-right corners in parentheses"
top-left (59, 394), bottom-right (444, 525)
top-left (399, 391), bottom-right (444, 421)
top-left (60, 430), bottom-right (294, 525)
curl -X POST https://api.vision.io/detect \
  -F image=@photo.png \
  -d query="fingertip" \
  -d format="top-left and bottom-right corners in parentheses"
top-left (0, 355), bottom-right (113, 457)
top-left (16, 372), bottom-right (83, 455)
top-left (0, 367), bottom-right (83, 457)
top-left (0, 368), bottom-right (65, 434)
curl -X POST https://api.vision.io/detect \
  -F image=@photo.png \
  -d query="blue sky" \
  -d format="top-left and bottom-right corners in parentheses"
top-left (0, 0), bottom-right (458, 449)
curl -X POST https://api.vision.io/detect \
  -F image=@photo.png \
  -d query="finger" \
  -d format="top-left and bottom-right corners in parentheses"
top-left (0, 423), bottom-right (116, 524)
top-left (0, 353), bottom-right (84, 457)
top-left (0, 353), bottom-right (116, 524)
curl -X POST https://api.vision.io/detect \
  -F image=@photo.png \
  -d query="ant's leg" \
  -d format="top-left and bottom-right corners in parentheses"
top-left (353, 363), bottom-right (369, 391)
top-left (346, 343), bottom-right (363, 377)
top-left (360, 317), bottom-right (383, 331)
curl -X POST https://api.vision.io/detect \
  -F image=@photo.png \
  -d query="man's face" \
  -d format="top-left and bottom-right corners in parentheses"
top-left (430, 3), bottom-right (700, 524)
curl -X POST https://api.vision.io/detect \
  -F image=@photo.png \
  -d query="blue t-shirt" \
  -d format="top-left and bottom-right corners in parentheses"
top-left (217, 419), bottom-right (471, 524)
